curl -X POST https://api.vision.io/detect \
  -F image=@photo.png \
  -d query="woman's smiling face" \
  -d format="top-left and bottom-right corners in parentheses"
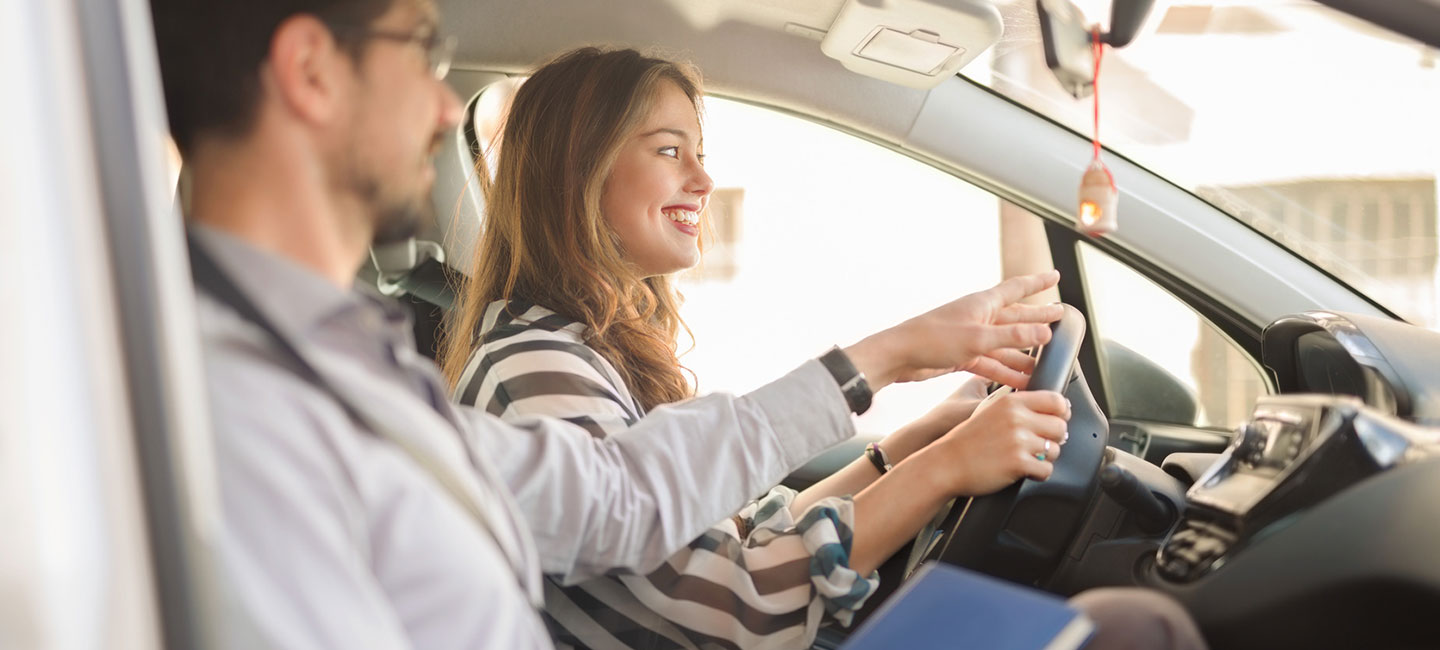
top-left (600, 80), bottom-right (715, 277)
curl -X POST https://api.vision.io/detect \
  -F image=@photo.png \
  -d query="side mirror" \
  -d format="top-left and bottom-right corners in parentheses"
top-left (1036, 0), bottom-right (1158, 98)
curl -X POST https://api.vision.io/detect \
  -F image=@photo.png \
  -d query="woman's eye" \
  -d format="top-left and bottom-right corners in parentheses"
top-left (659, 146), bottom-right (679, 158)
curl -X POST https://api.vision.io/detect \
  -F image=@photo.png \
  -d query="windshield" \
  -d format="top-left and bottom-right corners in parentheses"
top-left (970, 0), bottom-right (1440, 327)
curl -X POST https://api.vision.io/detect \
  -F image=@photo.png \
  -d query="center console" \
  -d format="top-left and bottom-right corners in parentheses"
top-left (1156, 394), bottom-right (1440, 583)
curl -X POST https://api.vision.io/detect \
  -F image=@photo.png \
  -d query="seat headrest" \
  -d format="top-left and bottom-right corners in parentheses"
top-left (365, 79), bottom-right (518, 298)
top-left (432, 78), bottom-right (520, 279)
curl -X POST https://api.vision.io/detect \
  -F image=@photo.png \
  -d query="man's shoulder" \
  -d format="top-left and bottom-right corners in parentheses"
top-left (195, 292), bottom-right (300, 382)
top-left (195, 292), bottom-right (349, 432)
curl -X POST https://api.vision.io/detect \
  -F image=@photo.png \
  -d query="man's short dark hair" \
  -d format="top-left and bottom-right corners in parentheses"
top-left (150, 0), bottom-right (394, 155)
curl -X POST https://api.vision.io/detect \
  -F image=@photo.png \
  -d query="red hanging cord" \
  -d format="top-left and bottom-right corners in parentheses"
top-left (1091, 26), bottom-right (1114, 188)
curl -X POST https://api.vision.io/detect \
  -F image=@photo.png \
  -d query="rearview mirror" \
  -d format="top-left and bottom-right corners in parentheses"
top-left (1037, 0), bottom-right (1158, 98)
top-left (1104, 0), bottom-right (1158, 48)
top-left (1037, 0), bottom-right (1094, 98)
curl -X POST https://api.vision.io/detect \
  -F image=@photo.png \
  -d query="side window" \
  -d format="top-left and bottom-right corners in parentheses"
top-left (680, 96), bottom-right (1010, 436)
top-left (1078, 242), bottom-right (1268, 431)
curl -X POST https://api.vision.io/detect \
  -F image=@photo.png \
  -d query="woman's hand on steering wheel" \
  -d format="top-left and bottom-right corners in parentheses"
top-left (923, 389), bottom-right (1072, 497)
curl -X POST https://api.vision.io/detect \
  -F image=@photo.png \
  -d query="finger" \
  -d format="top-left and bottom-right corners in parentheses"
top-left (1023, 455), bottom-right (1055, 482)
top-left (1035, 434), bottom-right (1062, 462)
top-left (996, 302), bottom-right (1065, 326)
top-left (1027, 414), bottom-right (1069, 443)
top-left (981, 270), bottom-right (1061, 309)
top-left (967, 356), bottom-right (1031, 390)
top-left (989, 347), bottom-right (1036, 376)
top-left (969, 323), bottom-right (1054, 356)
top-left (1013, 389), bottom-right (1070, 415)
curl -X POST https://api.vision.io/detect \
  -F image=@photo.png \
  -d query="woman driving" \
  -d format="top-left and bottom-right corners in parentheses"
top-left (440, 47), bottom-right (1198, 650)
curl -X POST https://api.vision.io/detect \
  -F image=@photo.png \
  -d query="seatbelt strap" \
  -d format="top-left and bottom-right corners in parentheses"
top-left (186, 233), bottom-right (543, 608)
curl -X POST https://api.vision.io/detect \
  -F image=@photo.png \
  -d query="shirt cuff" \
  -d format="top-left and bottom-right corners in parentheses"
top-left (745, 488), bottom-right (879, 626)
top-left (745, 359), bottom-right (856, 468)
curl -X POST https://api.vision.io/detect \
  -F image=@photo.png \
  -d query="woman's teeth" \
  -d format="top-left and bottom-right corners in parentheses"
top-left (664, 209), bottom-right (699, 226)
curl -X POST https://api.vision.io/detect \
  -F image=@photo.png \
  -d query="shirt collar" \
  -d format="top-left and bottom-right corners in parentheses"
top-left (482, 299), bottom-right (588, 342)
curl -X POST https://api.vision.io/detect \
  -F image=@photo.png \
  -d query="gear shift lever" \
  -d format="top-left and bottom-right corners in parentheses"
top-left (1099, 462), bottom-right (1175, 533)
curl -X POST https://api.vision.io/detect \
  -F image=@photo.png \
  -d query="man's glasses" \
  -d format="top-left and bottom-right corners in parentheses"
top-left (333, 26), bottom-right (457, 80)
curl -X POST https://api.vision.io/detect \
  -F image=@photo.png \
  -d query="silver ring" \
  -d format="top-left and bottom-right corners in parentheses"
top-left (1035, 440), bottom-right (1051, 462)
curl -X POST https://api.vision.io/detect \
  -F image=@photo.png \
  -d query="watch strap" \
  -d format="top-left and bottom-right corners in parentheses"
top-left (818, 346), bottom-right (873, 415)
top-left (864, 441), bottom-right (892, 474)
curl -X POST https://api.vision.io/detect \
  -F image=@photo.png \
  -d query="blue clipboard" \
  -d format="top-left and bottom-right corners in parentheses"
top-left (841, 562), bottom-right (1094, 650)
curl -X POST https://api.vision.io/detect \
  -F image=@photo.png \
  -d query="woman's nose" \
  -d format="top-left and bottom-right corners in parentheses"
top-left (688, 163), bottom-right (714, 198)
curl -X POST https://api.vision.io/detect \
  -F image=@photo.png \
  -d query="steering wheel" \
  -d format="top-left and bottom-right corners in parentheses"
top-left (905, 303), bottom-right (1110, 586)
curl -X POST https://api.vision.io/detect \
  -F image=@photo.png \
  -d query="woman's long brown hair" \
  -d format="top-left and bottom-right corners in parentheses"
top-left (440, 47), bottom-right (702, 411)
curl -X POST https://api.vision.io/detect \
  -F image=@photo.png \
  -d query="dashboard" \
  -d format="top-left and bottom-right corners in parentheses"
top-left (1138, 311), bottom-right (1440, 648)
top-left (1262, 310), bottom-right (1440, 424)
top-left (1156, 394), bottom-right (1438, 583)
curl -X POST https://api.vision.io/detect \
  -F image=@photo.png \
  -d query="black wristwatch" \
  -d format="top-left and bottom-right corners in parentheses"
top-left (818, 346), bottom-right (873, 415)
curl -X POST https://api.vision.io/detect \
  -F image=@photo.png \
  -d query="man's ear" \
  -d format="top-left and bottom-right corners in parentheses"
top-left (265, 15), bottom-right (351, 127)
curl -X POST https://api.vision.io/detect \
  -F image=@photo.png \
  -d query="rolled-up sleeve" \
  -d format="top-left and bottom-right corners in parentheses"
top-left (470, 359), bottom-right (855, 583)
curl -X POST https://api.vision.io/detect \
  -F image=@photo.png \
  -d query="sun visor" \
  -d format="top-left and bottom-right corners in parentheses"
top-left (821, 0), bottom-right (1002, 90)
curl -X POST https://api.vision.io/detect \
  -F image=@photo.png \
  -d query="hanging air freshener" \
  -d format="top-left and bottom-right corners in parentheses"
top-left (1078, 160), bottom-right (1117, 235)
top-left (1077, 27), bottom-right (1117, 236)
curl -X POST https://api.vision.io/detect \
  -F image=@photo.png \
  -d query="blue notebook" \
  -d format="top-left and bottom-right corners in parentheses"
top-left (841, 562), bottom-right (1094, 650)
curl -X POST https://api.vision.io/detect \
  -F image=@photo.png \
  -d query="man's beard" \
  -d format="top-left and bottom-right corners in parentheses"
top-left (342, 132), bottom-right (445, 247)
top-left (370, 194), bottom-right (431, 246)
top-left (339, 155), bottom-right (434, 247)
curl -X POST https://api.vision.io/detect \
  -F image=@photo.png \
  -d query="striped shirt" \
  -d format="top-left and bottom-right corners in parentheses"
top-left (455, 300), bottom-right (878, 650)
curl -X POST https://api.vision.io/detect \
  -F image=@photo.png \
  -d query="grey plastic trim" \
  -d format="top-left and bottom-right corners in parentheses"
top-left (75, 0), bottom-right (226, 647)
top-left (439, 0), bottom-right (930, 144)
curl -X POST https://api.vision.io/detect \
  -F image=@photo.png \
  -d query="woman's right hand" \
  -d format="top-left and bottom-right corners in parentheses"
top-left (845, 388), bottom-right (1072, 574)
top-left (923, 389), bottom-right (1071, 497)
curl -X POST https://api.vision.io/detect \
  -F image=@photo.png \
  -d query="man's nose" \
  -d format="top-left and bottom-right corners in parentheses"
top-left (437, 82), bottom-right (463, 130)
